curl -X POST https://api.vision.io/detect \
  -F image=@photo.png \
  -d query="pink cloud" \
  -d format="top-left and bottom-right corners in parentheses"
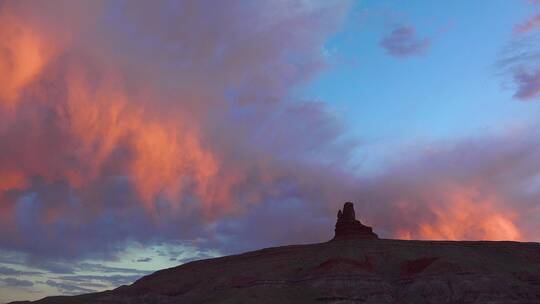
top-left (514, 12), bottom-right (540, 35)
top-left (0, 0), bottom-right (352, 259)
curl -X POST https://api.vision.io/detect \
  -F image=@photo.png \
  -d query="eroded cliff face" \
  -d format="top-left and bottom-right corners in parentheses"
top-left (14, 204), bottom-right (540, 304)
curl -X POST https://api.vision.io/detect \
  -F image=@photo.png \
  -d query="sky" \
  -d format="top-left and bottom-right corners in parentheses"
top-left (1, 0), bottom-right (540, 302)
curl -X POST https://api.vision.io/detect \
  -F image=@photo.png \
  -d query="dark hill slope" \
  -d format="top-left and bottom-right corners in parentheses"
top-left (13, 203), bottom-right (540, 304)
top-left (14, 238), bottom-right (540, 304)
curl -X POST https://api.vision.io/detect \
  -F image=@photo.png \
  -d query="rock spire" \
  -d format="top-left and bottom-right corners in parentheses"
top-left (333, 202), bottom-right (378, 240)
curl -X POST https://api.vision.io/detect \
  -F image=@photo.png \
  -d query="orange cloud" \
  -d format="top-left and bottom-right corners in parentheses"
top-left (0, 170), bottom-right (27, 191)
top-left (0, 7), bottom-right (260, 241)
top-left (395, 185), bottom-right (521, 241)
top-left (514, 12), bottom-right (540, 35)
top-left (59, 62), bottom-right (225, 213)
top-left (0, 13), bottom-right (54, 107)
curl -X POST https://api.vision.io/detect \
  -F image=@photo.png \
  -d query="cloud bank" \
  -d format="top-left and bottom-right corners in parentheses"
top-left (0, 0), bottom-right (539, 273)
top-left (0, 0), bottom-right (354, 259)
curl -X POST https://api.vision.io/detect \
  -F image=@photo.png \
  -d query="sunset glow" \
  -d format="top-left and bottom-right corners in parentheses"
top-left (1, 0), bottom-right (540, 302)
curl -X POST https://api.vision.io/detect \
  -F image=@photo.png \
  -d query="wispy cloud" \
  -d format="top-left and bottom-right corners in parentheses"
top-left (0, 266), bottom-right (41, 276)
top-left (0, 277), bottom-right (34, 287)
top-left (498, 29), bottom-right (540, 101)
top-left (43, 280), bottom-right (96, 295)
top-left (55, 274), bottom-right (143, 287)
top-left (514, 12), bottom-right (540, 35)
top-left (380, 26), bottom-right (431, 58)
top-left (513, 69), bottom-right (540, 100)
top-left (77, 263), bottom-right (149, 275)
top-left (0, 257), bottom-right (151, 300)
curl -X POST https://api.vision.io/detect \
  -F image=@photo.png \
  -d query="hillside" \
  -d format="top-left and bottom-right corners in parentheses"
top-left (12, 203), bottom-right (540, 304)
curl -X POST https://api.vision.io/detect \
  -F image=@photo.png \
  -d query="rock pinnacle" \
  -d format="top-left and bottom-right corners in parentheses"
top-left (333, 202), bottom-right (378, 240)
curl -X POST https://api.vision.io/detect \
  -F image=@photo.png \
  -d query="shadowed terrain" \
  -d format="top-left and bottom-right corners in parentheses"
top-left (12, 203), bottom-right (540, 304)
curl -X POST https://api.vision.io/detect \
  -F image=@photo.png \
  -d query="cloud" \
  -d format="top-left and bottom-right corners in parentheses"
top-left (31, 261), bottom-right (76, 274)
top-left (0, 0), bottom-right (352, 260)
top-left (135, 257), bottom-right (152, 263)
top-left (498, 31), bottom-right (540, 101)
top-left (0, 257), bottom-right (150, 301)
top-left (0, 259), bottom-right (151, 281)
top-left (0, 277), bottom-right (34, 287)
top-left (55, 274), bottom-right (143, 287)
top-left (43, 280), bottom-right (96, 295)
top-left (514, 12), bottom-right (540, 35)
top-left (175, 251), bottom-right (216, 264)
top-left (355, 129), bottom-right (540, 242)
top-left (199, 127), bottom-right (540, 252)
top-left (0, 266), bottom-right (41, 276)
top-left (76, 263), bottom-right (149, 275)
top-left (379, 26), bottom-right (431, 58)
top-left (512, 69), bottom-right (540, 100)
top-left (507, 10), bottom-right (540, 101)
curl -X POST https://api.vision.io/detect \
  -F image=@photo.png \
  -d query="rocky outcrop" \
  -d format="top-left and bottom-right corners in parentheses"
top-left (333, 202), bottom-right (378, 240)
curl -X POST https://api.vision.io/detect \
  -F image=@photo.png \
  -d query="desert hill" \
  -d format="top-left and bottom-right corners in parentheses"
top-left (12, 203), bottom-right (540, 304)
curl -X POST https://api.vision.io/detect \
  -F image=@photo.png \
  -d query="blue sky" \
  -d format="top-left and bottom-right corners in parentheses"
top-left (302, 0), bottom-right (540, 172)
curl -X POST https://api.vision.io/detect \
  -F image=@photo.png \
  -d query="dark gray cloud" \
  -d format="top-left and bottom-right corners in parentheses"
top-left (0, 277), bottom-right (34, 287)
top-left (0, 266), bottom-right (41, 276)
top-left (43, 280), bottom-right (96, 295)
top-left (76, 263), bottom-right (149, 275)
top-left (380, 26), bottom-right (431, 58)
top-left (0, 257), bottom-right (149, 300)
top-left (55, 274), bottom-right (143, 287)
top-left (0, 258), bottom-right (150, 292)
top-left (176, 252), bottom-right (216, 264)
top-left (29, 261), bottom-right (75, 275)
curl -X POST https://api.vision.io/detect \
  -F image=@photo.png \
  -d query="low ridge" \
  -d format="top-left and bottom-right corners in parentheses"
top-left (12, 202), bottom-right (540, 304)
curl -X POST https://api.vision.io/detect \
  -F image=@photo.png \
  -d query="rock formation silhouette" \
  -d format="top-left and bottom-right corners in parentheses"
top-left (333, 202), bottom-right (378, 240)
